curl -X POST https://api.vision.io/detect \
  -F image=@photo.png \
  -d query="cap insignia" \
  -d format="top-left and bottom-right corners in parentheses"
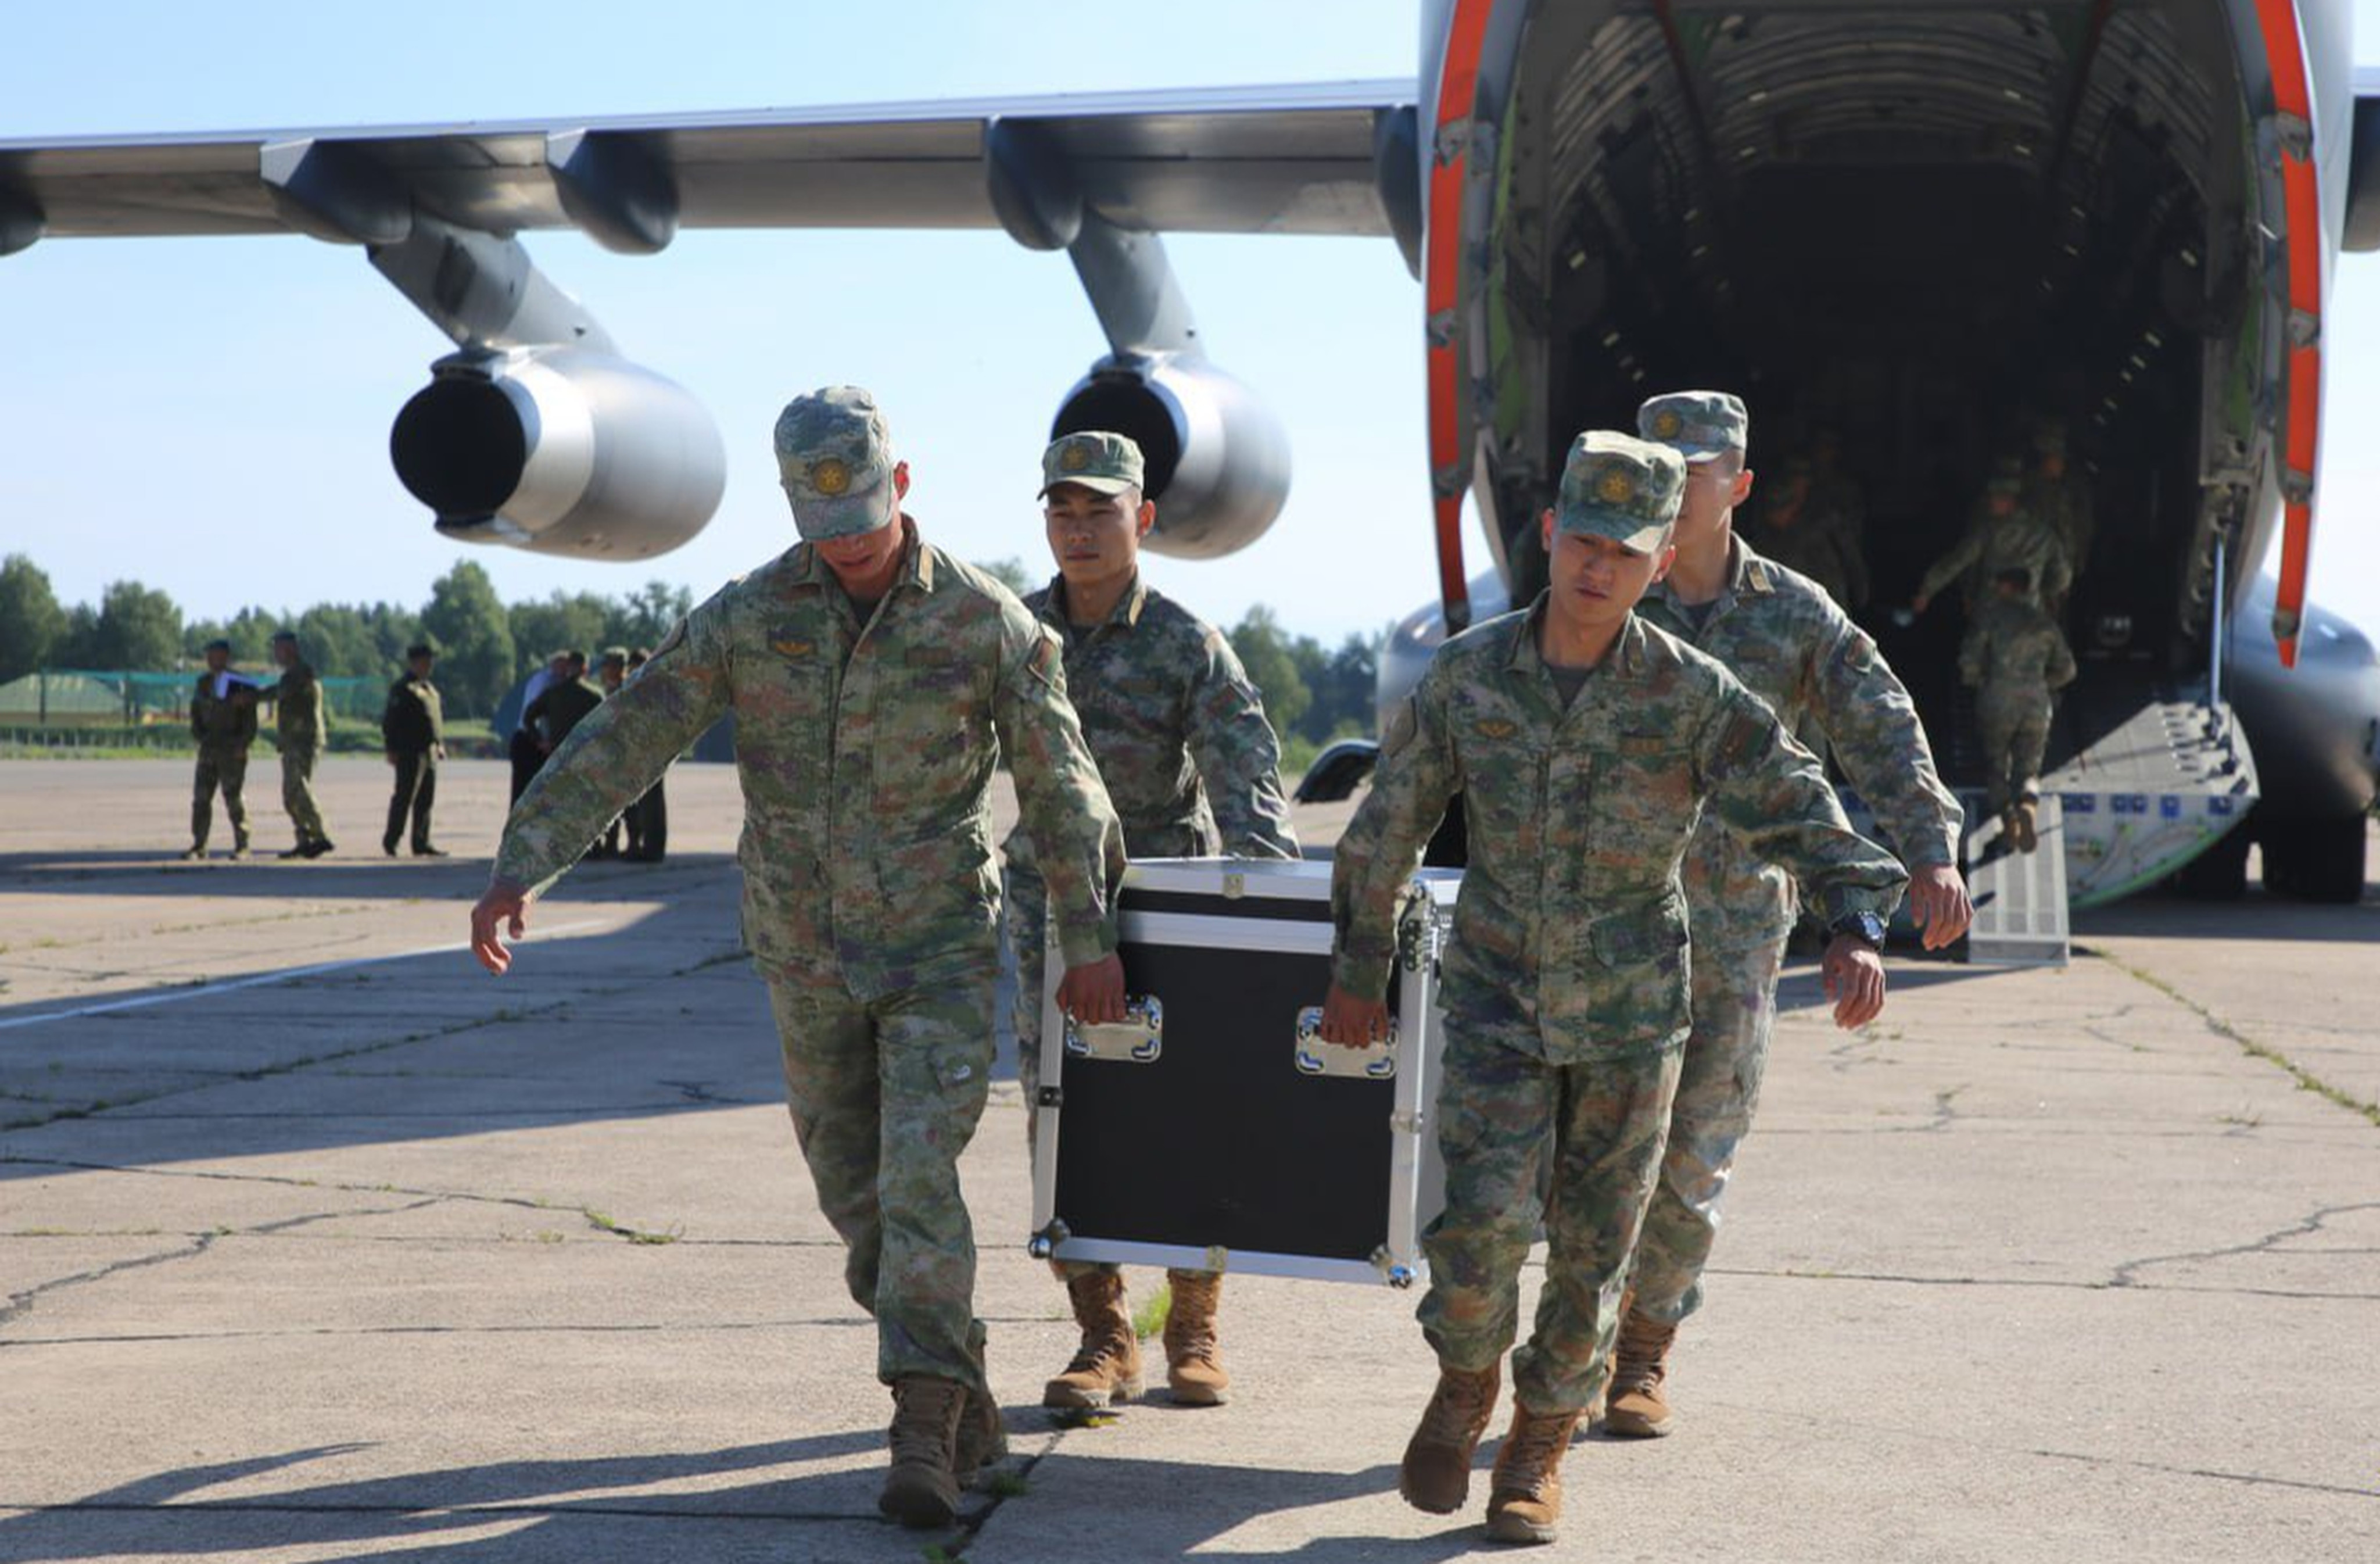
top-left (811, 458), bottom-right (851, 497)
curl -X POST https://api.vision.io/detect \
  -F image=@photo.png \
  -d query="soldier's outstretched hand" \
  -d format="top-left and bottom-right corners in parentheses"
top-left (1316, 982), bottom-right (1390, 1048)
top-left (471, 879), bottom-right (534, 975)
top-left (1056, 954), bottom-right (1128, 1026)
top-left (1820, 935), bottom-right (1887, 1029)
top-left (1906, 864), bottom-right (1973, 950)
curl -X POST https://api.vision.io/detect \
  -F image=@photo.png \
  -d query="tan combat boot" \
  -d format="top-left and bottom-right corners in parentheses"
top-left (1602, 1309), bottom-right (1679, 1438)
top-left (878, 1376), bottom-right (966, 1529)
top-left (1042, 1270), bottom-right (1144, 1409)
top-left (1162, 1269), bottom-right (1230, 1406)
top-left (1397, 1361), bottom-right (1501, 1514)
top-left (1484, 1402), bottom-right (1583, 1545)
top-left (954, 1338), bottom-right (1008, 1482)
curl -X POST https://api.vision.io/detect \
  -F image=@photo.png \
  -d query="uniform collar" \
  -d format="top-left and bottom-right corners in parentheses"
top-left (1507, 592), bottom-right (1645, 679)
top-left (788, 516), bottom-right (934, 596)
top-left (1041, 570), bottom-right (1147, 637)
top-left (1645, 532), bottom-right (1771, 614)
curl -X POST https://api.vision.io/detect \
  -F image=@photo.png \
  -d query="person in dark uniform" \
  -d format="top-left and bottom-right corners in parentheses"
top-left (523, 649), bottom-right (608, 854)
top-left (510, 650), bottom-right (572, 805)
top-left (621, 646), bottom-right (668, 862)
top-left (185, 638), bottom-right (258, 861)
top-left (381, 644), bottom-right (447, 857)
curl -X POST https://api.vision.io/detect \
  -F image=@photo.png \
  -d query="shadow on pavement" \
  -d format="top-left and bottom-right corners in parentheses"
top-left (0, 851), bottom-right (737, 903)
top-left (2074, 885), bottom-right (2378, 943)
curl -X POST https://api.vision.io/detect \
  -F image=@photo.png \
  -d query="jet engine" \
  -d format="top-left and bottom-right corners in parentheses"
top-left (1049, 354), bottom-right (1290, 560)
top-left (389, 347), bottom-right (726, 560)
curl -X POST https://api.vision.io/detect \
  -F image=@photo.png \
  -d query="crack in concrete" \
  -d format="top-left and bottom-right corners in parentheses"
top-left (2022, 1445), bottom-right (2380, 1502)
top-left (2096, 951), bottom-right (2380, 1128)
top-left (2108, 1202), bottom-right (2380, 1290)
top-left (0, 1194), bottom-right (449, 1336)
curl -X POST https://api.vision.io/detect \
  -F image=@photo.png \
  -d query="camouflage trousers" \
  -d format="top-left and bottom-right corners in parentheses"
top-left (762, 961), bottom-right (997, 1393)
top-left (191, 743), bottom-right (249, 849)
top-left (1418, 1018), bottom-right (1683, 1415)
top-left (1624, 935), bottom-right (1788, 1326)
top-left (1002, 868), bottom-right (1216, 1286)
top-left (280, 743), bottom-right (328, 846)
top-left (1979, 696), bottom-right (2051, 817)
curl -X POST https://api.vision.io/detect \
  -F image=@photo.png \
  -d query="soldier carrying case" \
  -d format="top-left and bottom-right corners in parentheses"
top-left (1028, 857), bottom-right (1457, 1288)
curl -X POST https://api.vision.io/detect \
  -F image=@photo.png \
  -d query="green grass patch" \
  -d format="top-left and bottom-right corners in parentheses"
top-left (1132, 1281), bottom-right (1171, 1342)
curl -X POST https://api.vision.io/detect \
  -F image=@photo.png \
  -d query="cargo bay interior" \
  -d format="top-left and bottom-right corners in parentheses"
top-left (1474, 2), bottom-right (2262, 819)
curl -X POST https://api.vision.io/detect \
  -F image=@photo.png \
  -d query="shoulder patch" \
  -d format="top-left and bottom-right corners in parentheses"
top-left (1713, 703), bottom-right (1773, 776)
top-left (1027, 631), bottom-right (1063, 688)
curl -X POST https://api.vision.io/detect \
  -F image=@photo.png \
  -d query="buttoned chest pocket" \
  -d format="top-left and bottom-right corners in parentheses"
top-left (1587, 726), bottom-right (1700, 878)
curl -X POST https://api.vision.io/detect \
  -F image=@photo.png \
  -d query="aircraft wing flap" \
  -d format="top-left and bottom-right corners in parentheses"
top-left (1, 80), bottom-right (1413, 245)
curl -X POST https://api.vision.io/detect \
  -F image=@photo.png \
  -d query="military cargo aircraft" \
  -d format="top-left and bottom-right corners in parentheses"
top-left (2, 1), bottom-right (2374, 905)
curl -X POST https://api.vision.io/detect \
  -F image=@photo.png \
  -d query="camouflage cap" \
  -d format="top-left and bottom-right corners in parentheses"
top-left (1555, 430), bottom-right (1686, 552)
top-left (2031, 423), bottom-right (2068, 456)
top-left (1040, 430), bottom-right (1145, 498)
top-left (202, 637), bottom-right (232, 653)
top-left (406, 643), bottom-right (438, 660)
top-left (1637, 390), bottom-right (1748, 463)
top-left (1991, 452), bottom-right (2026, 479)
top-left (774, 385), bottom-right (899, 541)
top-left (1986, 471), bottom-right (2024, 498)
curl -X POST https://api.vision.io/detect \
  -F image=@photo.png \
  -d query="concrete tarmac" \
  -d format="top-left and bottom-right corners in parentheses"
top-left (1, 758), bottom-right (2374, 1562)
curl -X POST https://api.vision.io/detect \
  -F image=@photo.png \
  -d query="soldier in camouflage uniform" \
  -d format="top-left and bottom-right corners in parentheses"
top-left (256, 630), bottom-right (334, 858)
top-left (1004, 430), bottom-right (1300, 1414)
top-left (1961, 566), bottom-right (2077, 853)
top-left (1620, 391), bottom-right (1969, 1438)
top-left (2026, 422), bottom-right (2094, 591)
top-left (1748, 450), bottom-right (1868, 613)
top-left (1808, 426), bottom-right (1872, 611)
top-left (469, 386), bottom-right (1128, 1532)
top-left (1318, 431), bottom-right (1907, 1547)
top-left (1911, 467), bottom-right (2072, 620)
top-left (184, 638), bottom-right (257, 861)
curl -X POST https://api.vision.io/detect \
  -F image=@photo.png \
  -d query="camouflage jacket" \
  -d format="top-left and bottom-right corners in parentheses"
top-left (189, 674), bottom-right (258, 749)
top-left (1641, 539), bottom-right (1962, 951)
top-left (1916, 507), bottom-right (2072, 610)
top-left (493, 519), bottom-right (1127, 999)
top-left (1332, 602), bottom-right (1906, 1061)
top-left (381, 675), bottom-right (443, 753)
top-left (1002, 572), bottom-right (1297, 878)
top-left (1960, 597), bottom-right (2077, 713)
top-left (1743, 511), bottom-right (1859, 612)
top-left (259, 661), bottom-right (326, 750)
top-left (2025, 473), bottom-right (2095, 571)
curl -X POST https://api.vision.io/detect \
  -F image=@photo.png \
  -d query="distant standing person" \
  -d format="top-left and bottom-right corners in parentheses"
top-left (185, 638), bottom-right (257, 861)
top-left (510, 650), bottom-right (572, 804)
top-left (381, 643), bottom-right (447, 858)
top-left (620, 646), bottom-right (668, 862)
top-left (256, 629), bottom-right (335, 858)
top-left (524, 649), bottom-right (608, 855)
top-left (1960, 566), bottom-right (2077, 852)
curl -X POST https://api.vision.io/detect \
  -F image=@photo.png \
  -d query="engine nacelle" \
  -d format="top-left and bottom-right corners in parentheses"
top-left (1050, 354), bottom-right (1290, 560)
top-left (390, 347), bottom-right (726, 560)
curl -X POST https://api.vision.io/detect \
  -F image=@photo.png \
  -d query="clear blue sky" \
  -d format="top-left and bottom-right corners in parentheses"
top-left (3, 0), bottom-right (2379, 649)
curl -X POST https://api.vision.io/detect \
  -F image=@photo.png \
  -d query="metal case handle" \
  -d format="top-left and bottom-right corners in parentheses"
top-left (1063, 994), bottom-right (1163, 1062)
top-left (1293, 1005), bottom-right (1399, 1079)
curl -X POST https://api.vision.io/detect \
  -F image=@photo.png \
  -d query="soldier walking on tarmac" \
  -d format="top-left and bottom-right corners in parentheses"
top-left (1623, 391), bottom-right (1970, 1439)
top-left (1318, 431), bottom-right (1908, 1547)
top-left (469, 385), bottom-right (1128, 1531)
top-left (1962, 566), bottom-right (2077, 852)
top-left (184, 638), bottom-right (257, 861)
top-left (257, 629), bottom-right (334, 858)
top-left (1005, 430), bottom-right (1300, 1415)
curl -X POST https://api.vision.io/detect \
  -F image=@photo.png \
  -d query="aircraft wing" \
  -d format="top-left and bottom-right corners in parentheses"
top-left (0, 80), bottom-right (1416, 252)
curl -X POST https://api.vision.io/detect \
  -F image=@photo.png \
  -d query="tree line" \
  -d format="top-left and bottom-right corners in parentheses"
top-left (1, 551), bottom-right (1385, 742)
